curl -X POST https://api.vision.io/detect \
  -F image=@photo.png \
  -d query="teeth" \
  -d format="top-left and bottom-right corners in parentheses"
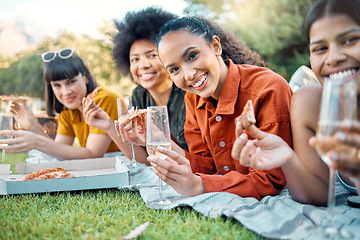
top-left (329, 69), bottom-right (357, 79)
top-left (141, 74), bottom-right (154, 79)
top-left (193, 75), bottom-right (206, 88)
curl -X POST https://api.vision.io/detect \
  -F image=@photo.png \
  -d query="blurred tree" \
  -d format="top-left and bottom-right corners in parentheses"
top-left (184, 0), bottom-right (317, 80)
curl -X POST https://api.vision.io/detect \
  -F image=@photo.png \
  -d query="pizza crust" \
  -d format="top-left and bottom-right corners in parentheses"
top-left (118, 107), bottom-right (147, 125)
top-left (236, 100), bottom-right (256, 129)
top-left (0, 95), bottom-right (29, 102)
top-left (84, 86), bottom-right (102, 107)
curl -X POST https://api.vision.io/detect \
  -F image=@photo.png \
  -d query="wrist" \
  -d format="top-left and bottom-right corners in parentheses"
top-left (281, 147), bottom-right (297, 169)
top-left (192, 175), bottom-right (205, 196)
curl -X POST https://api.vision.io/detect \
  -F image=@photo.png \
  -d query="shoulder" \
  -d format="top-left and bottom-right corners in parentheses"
top-left (291, 85), bottom-right (322, 129)
top-left (238, 64), bottom-right (291, 92)
top-left (291, 85), bottom-right (322, 109)
top-left (95, 87), bottom-right (121, 100)
top-left (57, 109), bottom-right (77, 124)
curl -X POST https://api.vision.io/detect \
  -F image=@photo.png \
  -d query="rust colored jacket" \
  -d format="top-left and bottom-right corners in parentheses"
top-left (184, 60), bottom-right (293, 200)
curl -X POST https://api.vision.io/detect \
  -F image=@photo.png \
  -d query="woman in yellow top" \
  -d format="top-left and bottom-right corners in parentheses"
top-left (0, 48), bottom-right (129, 160)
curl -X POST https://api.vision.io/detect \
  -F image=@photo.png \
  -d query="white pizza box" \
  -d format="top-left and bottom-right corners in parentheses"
top-left (0, 156), bottom-right (130, 195)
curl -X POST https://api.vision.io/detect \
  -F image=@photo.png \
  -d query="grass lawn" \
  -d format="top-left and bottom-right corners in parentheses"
top-left (0, 153), bottom-right (265, 240)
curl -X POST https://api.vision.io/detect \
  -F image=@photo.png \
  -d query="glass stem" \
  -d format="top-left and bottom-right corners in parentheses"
top-left (130, 143), bottom-right (137, 167)
top-left (159, 179), bottom-right (164, 199)
top-left (327, 166), bottom-right (336, 215)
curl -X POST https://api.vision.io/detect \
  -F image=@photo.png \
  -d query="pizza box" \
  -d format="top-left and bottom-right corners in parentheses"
top-left (0, 157), bottom-right (130, 195)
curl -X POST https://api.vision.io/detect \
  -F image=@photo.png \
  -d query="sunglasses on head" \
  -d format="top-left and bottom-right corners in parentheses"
top-left (41, 48), bottom-right (76, 62)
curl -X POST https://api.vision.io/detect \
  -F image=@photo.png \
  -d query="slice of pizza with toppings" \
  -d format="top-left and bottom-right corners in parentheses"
top-left (21, 168), bottom-right (72, 181)
top-left (84, 86), bottom-right (102, 107)
top-left (236, 100), bottom-right (256, 130)
top-left (118, 107), bottom-right (147, 125)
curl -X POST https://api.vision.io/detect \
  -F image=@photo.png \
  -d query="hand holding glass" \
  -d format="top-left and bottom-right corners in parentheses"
top-left (146, 106), bottom-right (171, 207)
top-left (315, 75), bottom-right (357, 238)
top-left (0, 100), bottom-right (13, 162)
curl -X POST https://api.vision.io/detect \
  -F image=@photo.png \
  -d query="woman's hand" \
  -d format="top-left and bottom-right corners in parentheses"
top-left (82, 98), bottom-right (112, 132)
top-left (147, 146), bottom-right (205, 196)
top-left (326, 120), bottom-right (360, 183)
top-left (115, 116), bottom-right (146, 146)
top-left (232, 121), bottom-right (293, 169)
top-left (10, 100), bottom-right (38, 131)
top-left (0, 130), bottom-right (38, 153)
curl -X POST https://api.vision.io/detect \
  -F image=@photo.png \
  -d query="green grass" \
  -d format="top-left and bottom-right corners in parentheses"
top-left (0, 154), bottom-right (265, 240)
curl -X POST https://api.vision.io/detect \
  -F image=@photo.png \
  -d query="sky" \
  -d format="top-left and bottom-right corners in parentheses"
top-left (0, 0), bottom-right (188, 42)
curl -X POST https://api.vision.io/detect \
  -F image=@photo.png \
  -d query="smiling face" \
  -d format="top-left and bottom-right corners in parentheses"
top-left (157, 30), bottom-right (227, 100)
top-left (50, 73), bottom-right (88, 111)
top-left (129, 39), bottom-right (171, 92)
top-left (309, 14), bottom-right (360, 88)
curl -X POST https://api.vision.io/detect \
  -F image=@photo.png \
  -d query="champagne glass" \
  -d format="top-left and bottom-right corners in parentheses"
top-left (0, 100), bottom-right (13, 163)
top-left (315, 75), bottom-right (357, 238)
top-left (146, 106), bottom-right (172, 207)
top-left (117, 98), bottom-right (139, 170)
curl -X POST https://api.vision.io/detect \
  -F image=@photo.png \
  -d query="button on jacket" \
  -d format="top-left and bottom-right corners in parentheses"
top-left (184, 59), bottom-right (293, 200)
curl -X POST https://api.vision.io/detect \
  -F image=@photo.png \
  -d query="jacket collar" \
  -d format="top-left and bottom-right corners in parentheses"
top-left (196, 59), bottom-right (240, 115)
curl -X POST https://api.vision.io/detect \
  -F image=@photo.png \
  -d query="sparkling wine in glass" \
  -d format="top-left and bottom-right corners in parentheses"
top-left (0, 100), bottom-right (13, 163)
top-left (315, 75), bottom-right (357, 238)
top-left (146, 106), bottom-right (172, 208)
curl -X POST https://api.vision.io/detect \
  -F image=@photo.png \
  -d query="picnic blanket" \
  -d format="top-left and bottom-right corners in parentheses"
top-left (123, 162), bottom-right (360, 240)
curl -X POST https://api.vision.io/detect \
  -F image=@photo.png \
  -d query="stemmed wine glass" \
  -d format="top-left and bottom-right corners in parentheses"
top-left (117, 98), bottom-right (139, 170)
top-left (0, 100), bottom-right (13, 163)
top-left (146, 106), bottom-right (172, 208)
top-left (314, 75), bottom-right (357, 238)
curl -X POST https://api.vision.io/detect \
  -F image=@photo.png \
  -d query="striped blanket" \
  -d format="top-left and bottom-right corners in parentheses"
top-left (123, 160), bottom-right (360, 240)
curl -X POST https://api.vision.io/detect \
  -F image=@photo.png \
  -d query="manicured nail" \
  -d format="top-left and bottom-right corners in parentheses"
top-left (343, 120), bottom-right (352, 129)
top-left (157, 147), bottom-right (164, 152)
top-left (329, 152), bottom-right (338, 162)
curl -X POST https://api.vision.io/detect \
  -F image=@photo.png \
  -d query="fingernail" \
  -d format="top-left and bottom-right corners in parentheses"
top-left (337, 132), bottom-right (346, 142)
top-left (236, 121), bottom-right (241, 129)
top-left (330, 152), bottom-right (338, 162)
top-left (240, 133), bottom-right (246, 140)
top-left (343, 120), bottom-right (352, 129)
top-left (157, 146), bottom-right (164, 152)
top-left (246, 141), bottom-right (252, 146)
top-left (147, 155), bottom-right (154, 162)
top-left (256, 147), bottom-right (261, 153)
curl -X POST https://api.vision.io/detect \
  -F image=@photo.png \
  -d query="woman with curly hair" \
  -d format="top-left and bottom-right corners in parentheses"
top-left (83, 7), bottom-right (186, 164)
top-left (123, 16), bottom-right (292, 198)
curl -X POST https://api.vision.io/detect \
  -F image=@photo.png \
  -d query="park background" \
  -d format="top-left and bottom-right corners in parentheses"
top-left (0, 0), bottom-right (317, 112)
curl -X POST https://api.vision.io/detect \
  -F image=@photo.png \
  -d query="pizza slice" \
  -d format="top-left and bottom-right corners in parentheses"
top-left (84, 86), bottom-right (102, 107)
top-left (0, 95), bottom-right (29, 102)
top-left (21, 168), bottom-right (72, 181)
top-left (118, 107), bottom-right (147, 125)
top-left (236, 100), bottom-right (256, 130)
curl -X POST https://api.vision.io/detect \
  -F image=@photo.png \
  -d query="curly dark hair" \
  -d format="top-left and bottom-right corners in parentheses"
top-left (111, 7), bottom-right (178, 77)
top-left (157, 16), bottom-right (265, 67)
